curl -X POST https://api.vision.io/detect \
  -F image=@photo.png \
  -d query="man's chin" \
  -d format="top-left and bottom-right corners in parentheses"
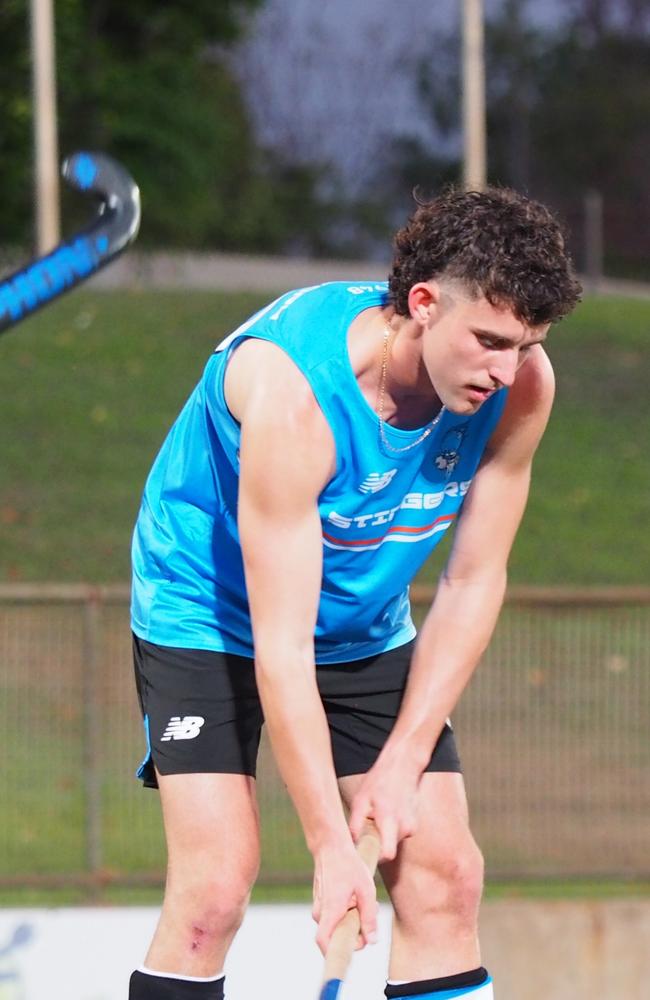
top-left (445, 397), bottom-right (483, 416)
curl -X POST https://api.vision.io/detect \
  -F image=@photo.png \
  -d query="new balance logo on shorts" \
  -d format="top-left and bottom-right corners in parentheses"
top-left (161, 716), bottom-right (205, 741)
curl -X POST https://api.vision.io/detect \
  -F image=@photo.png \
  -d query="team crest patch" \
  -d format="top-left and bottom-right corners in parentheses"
top-left (358, 469), bottom-right (398, 494)
top-left (433, 423), bottom-right (469, 477)
top-left (435, 449), bottom-right (460, 473)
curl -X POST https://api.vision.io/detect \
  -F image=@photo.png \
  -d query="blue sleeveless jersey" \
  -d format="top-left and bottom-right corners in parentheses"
top-left (131, 282), bottom-right (507, 663)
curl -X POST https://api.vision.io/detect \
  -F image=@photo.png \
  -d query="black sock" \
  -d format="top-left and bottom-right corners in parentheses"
top-left (385, 967), bottom-right (490, 997)
top-left (129, 969), bottom-right (225, 1000)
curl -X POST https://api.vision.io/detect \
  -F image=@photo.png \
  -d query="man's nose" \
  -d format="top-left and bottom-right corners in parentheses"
top-left (490, 349), bottom-right (519, 388)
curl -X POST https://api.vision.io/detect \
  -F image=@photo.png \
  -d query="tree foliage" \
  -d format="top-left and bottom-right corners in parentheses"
top-left (530, 20), bottom-right (650, 276)
top-left (391, 0), bottom-right (650, 278)
top-left (0, 1), bottom-right (33, 243)
top-left (1, 0), bottom-right (327, 251)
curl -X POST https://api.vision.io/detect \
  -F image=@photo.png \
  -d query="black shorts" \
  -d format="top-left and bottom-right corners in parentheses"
top-left (133, 634), bottom-right (461, 788)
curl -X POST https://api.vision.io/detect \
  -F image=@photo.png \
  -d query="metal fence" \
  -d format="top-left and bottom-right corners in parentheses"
top-left (0, 583), bottom-right (648, 891)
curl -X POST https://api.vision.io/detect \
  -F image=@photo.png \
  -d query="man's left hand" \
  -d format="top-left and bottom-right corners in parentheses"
top-left (348, 757), bottom-right (420, 861)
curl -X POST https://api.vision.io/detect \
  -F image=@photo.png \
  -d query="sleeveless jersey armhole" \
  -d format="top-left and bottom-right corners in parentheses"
top-left (211, 332), bottom-right (343, 485)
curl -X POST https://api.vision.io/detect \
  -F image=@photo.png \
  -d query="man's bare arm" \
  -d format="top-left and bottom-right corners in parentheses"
top-left (349, 346), bottom-right (556, 854)
top-left (225, 339), bottom-right (378, 951)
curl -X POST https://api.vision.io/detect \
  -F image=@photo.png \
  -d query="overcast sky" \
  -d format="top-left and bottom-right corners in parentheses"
top-left (232, 0), bottom-right (568, 192)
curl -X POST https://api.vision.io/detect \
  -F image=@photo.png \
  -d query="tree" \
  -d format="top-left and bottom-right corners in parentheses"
top-left (1, 0), bottom-right (327, 252)
top-left (566, 0), bottom-right (650, 39)
top-left (392, 0), bottom-right (650, 279)
top-left (0, 1), bottom-right (34, 245)
top-left (528, 6), bottom-right (650, 277)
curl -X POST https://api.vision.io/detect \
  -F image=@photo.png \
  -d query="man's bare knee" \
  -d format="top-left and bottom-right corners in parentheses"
top-left (437, 840), bottom-right (484, 926)
top-left (389, 836), bottom-right (484, 933)
top-left (165, 869), bottom-right (256, 951)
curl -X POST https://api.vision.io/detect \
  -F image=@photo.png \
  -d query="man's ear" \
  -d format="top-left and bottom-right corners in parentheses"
top-left (407, 281), bottom-right (443, 323)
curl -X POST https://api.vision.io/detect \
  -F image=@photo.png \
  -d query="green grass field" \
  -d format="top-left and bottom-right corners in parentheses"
top-left (1, 290), bottom-right (649, 584)
top-left (1, 880), bottom-right (649, 908)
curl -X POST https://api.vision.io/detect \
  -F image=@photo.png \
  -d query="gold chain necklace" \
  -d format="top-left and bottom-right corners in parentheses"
top-left (377, 323), bottom-right (444, 453)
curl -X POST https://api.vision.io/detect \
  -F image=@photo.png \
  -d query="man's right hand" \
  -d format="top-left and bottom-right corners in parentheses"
top-left (311, 840), bottom-right (379, 955)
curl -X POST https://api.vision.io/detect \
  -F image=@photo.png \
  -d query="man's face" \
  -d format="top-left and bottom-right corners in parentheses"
top-left (420, 286), bottom-right (549, 414)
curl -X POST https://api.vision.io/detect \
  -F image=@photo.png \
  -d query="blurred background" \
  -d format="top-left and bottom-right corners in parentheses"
top-left (2, 0), bottom-right (650, 271)
top-left (0, 1), bottom-right (649, 998)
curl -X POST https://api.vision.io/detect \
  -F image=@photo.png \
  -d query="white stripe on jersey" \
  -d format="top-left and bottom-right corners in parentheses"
top-left (323, 520), bottom-right (452, 553)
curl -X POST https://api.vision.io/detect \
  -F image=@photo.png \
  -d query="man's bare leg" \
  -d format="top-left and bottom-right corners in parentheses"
top-left (129, 772), bottom-right (260, 997)
top-left (339, 772), bottom-right (493, 997)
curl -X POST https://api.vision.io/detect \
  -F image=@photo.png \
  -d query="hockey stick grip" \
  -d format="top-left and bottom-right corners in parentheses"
top-left (319, 822), bottom-right (381, 999)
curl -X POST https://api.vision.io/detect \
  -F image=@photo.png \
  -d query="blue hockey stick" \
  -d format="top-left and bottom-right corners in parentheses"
top-left (0, 151), bottom-right (140, 335)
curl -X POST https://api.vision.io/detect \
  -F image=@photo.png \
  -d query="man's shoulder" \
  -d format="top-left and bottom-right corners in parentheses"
top-left (225, 338), bottom-right (336, 451)
top-left (278, 280), bottom-right (388, 319)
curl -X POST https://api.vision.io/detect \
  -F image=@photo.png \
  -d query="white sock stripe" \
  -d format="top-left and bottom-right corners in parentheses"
top-left (473, 982), bottom-right (494, 998)
top-left (138, 966), bottom-right (225, 983)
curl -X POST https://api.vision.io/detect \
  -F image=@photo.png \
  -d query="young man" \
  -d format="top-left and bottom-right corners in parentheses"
top-left (129, 187), bottom-right (581, 1000)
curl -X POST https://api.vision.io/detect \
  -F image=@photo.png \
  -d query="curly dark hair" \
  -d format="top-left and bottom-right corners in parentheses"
top-left (388, 186), bottom-right (582, 325)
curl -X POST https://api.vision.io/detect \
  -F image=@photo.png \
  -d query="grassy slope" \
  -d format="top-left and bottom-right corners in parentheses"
top-left (508, 296), bottom-right (650, 584)
top-left (0, 291), bottom-right (649, 584)
top-left (0, 290), bottom-right (268, 580)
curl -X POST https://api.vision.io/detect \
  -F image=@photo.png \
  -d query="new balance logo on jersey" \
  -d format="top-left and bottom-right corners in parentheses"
top-left (358, 469), bottom-right (397, 494)
top-left (161, 716), bottom-right (205, 741)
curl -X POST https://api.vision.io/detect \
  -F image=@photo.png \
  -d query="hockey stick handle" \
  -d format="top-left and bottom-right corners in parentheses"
top-left (320, 822), bottom-right (382, 993)
top-left (0, 151), bottom-right (140, 335)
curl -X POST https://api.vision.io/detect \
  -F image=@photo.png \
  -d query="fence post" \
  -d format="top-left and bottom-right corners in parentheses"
top-left (82, 591), bottom-right (103, 888)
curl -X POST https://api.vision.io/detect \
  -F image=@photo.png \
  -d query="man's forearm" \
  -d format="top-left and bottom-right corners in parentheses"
top-left (382, 572), bottom-right (508, 770)
top-left (254, 649), bottom-right (350, 854)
